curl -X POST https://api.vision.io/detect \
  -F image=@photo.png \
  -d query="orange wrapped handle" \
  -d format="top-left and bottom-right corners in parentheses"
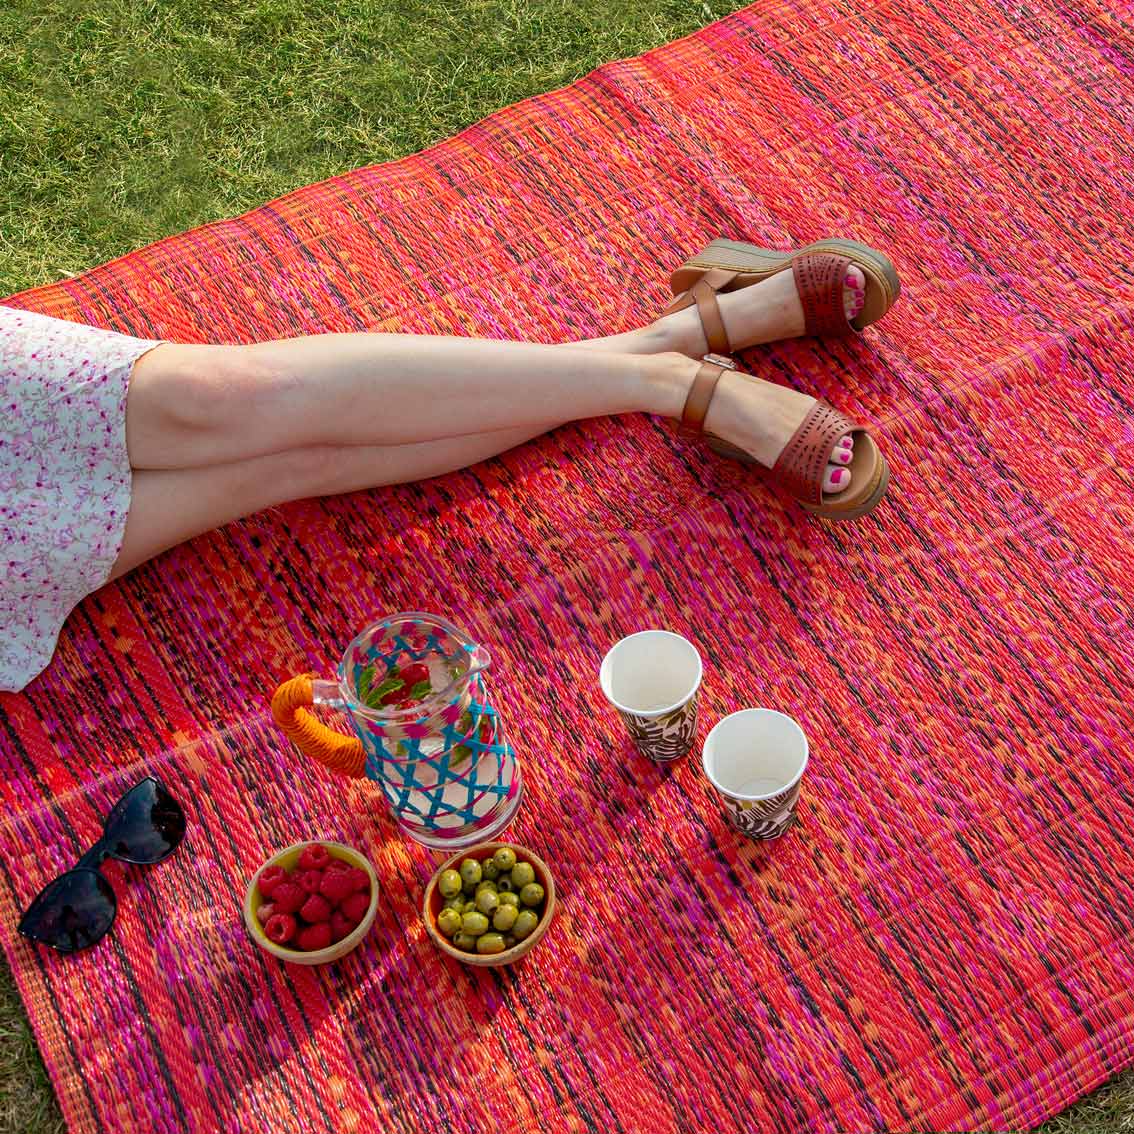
top-left (270, 675), bottom-right (366, 779)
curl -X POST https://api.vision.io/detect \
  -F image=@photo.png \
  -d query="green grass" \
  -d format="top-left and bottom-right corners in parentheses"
top-left (0, 1), bottom-right (1131, 1130)
top-left (0, 0), bottom-right (744, 297)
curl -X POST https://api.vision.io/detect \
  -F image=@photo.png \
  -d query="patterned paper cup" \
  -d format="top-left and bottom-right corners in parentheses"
top-left (702, 709), bottom-right (809, 840)
top-left (599, 631), bottom-right (703, 762)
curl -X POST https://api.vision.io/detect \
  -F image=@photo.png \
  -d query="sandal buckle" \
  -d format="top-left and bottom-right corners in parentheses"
top-left (702, 352), bottom-right (738, 370)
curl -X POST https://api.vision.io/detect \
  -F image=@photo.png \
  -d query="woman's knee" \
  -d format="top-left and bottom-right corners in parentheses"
top-left (126, 343), bottom-right (297, 465)
top-left (140, 344), bottom-right (290, 431)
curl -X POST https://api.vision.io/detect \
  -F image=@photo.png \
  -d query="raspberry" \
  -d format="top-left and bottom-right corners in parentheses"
top-left (296, 922), bottom-right (333, 952)
top-left (399, 662), bottom-right (429, 688)
top-left (330, 910), bottom-right (356, 942)
top-left (264, 913), bottom-right (297, 945)
top-left (257, 865), bottom-right (288, 899)
top-left (379, 683), bottom-right (406, 706)
top-left (319, 870), bottom-right (354, 905)
top-left (340, 891), bottom-right (370, 923)
top-left (297, 869), bottom-right (324, 895)
top-left (344, 867), bottom-right (369, 894)
top-left (325, 857), bottom-right (351, 874)
top-left (299, 894), bottom-right (332, 924)
top-left (255, 902), bottom-right (276, 926)
top-left (271, 881), bottom-right (304, 915)
top-left (297, 844), bottom-right (332, 871)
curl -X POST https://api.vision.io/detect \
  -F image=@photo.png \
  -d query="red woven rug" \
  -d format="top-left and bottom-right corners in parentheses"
top-left (3, 0), bottom-right (1134, 1130)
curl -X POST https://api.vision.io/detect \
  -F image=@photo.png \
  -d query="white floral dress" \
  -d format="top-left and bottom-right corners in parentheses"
top-left (0, 305), bottom-right (164, 692)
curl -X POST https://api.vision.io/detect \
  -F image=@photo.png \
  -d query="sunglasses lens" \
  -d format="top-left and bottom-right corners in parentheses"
top-left (103, 778), bottom-right (186, 864)
top-left (18, 870), bottom-right (116, 953)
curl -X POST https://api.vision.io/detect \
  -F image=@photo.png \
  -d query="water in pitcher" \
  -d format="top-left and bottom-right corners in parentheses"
top-left (333, 612), bottom-right (523, 850)
top-left (359, 647), bottom-right (505, 821)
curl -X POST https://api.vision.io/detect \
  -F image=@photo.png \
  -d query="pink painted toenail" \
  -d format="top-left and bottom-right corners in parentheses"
top-left (845, 274), bottom-right (857, 286)
top-left (834, 469), bottom-right (846, 484)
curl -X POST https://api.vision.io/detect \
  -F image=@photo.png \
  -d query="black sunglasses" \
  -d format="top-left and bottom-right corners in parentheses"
top-left (18, 777), bottom-right (186, 954)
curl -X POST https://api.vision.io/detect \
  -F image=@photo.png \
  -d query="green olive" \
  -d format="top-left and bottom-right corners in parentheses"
top-left (512, 909), bottom-right (539, 940)
top-left (461, 910), bottom-right (489, 936)
top-left (519, 882), bottom-right (545, 908)
top-left (436, 908), bottom-right (462, 937)
top-left (459, 858), bottom-right (482, 886)
top-left (438, 869), bottom-right (462, 898)
top-left (475, 880), bottom-right (497, 895)
top-left (442, 896), bottom-right (465, 912)
top-left (503, 933), bottom-right (517, 949)
top-left (497, 891), bottom-right (520, 908)
top-left (496, 878), bottom-right (514, 893)
top-left (510, 862), bottom-right (536, 889)
top-left (463, 900), bottom-right (477, 913)
top-left (492, 847), bottom-right (517, 872)
top-left (476, 932), bottom-right (506, 955)
top-left (492, 904), bottom-right (518, 932)
top-left (482, 859), bottom-right (501, 881)
top-left (452, 932), bottom-right (477, 951)
top-left (476, 889), bottom-right (500, 916)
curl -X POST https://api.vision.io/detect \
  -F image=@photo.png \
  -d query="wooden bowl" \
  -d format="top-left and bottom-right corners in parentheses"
top-left (244, 841), bottom-right (379, 965)
top-left (423, 841), bottom-right (555, 967)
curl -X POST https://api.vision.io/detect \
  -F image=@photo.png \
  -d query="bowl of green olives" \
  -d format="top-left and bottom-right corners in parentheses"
top-left (423, 842), bottom-right (555, 967)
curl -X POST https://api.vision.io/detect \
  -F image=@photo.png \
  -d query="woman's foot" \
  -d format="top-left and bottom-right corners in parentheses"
top-left (653, 264), bottom-right (867, 357)
top-left (704, 368), bottom-right (855, 492)
top-left (652, 353), bottom-right (855, 494)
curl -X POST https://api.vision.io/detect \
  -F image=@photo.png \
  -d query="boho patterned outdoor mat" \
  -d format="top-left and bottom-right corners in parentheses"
top-left (2, 0), bottom-right (1133, 1130)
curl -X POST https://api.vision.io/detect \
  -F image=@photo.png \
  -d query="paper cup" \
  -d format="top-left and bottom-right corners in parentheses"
top-left (600, 631), bottom-right (703, 762)
top-left (702, 709), bottom-right (809, 840)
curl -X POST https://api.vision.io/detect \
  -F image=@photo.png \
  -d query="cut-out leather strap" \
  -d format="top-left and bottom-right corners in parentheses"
top-left (680, 361), bottom-right (728, 433)
top-left (792, 252), bottom-right (854, 337)
top-left (771, 401), bottom-right (859, 504)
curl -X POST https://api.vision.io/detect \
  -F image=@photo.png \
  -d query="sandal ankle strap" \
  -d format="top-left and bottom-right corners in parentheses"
top-left (680, 356), bottom-right (736, 433)
top-left (662, 268), bottom-right (736, 355)
top-left (689, 279), bottom-right (731, 355)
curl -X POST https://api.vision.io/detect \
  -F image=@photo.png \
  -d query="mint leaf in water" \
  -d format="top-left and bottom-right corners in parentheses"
top-left (357, 663), bottom-right (376, 702)
top-left (365, 675), bottom-right (403, 708)
top-left (410, 679), bottom-right (432, 701)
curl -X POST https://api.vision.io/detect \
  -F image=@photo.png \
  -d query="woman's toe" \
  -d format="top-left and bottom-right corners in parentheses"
top-left (843, 264), bottom-right (866, 320)
top-left (824, 464), bottom-right (852, 493)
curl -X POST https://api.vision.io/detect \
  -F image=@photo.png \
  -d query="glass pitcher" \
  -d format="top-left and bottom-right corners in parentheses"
top-left (270, 612), bottom-right (523, 850)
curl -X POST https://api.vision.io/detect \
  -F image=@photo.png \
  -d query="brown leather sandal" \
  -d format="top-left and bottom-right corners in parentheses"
top-left (682, 356), bottom-right (890, 521)
top-left (663, 238), bottom-right (900, 339)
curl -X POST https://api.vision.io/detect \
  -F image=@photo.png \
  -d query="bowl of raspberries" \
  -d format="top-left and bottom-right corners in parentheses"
top-left (243, 841), bottom-right (378, 964)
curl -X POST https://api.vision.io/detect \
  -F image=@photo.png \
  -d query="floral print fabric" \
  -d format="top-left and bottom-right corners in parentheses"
top-left (0, 305), bottom-right (163, 691)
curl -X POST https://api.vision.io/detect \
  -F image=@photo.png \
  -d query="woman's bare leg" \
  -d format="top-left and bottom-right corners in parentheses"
top-left (113, 265), bottom-right (867, 575)
top-left (112, 427), bottom-right (548, 576)
top-left (125, 340), bottom-right (696, 470)
top-left (123, 265), bottom-right (854, 471)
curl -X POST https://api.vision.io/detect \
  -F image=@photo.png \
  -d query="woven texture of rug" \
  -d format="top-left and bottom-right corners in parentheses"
top-left (3, 0), bottom-right (1134, 1130)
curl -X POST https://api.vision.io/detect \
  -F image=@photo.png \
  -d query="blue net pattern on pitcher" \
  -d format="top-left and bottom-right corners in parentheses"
top-left (363, 689), bottom-right (514, 825)
top-left (347, 623), bottom-right (468, 700)
top-left (349, 616), bottom-right (515, 829)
